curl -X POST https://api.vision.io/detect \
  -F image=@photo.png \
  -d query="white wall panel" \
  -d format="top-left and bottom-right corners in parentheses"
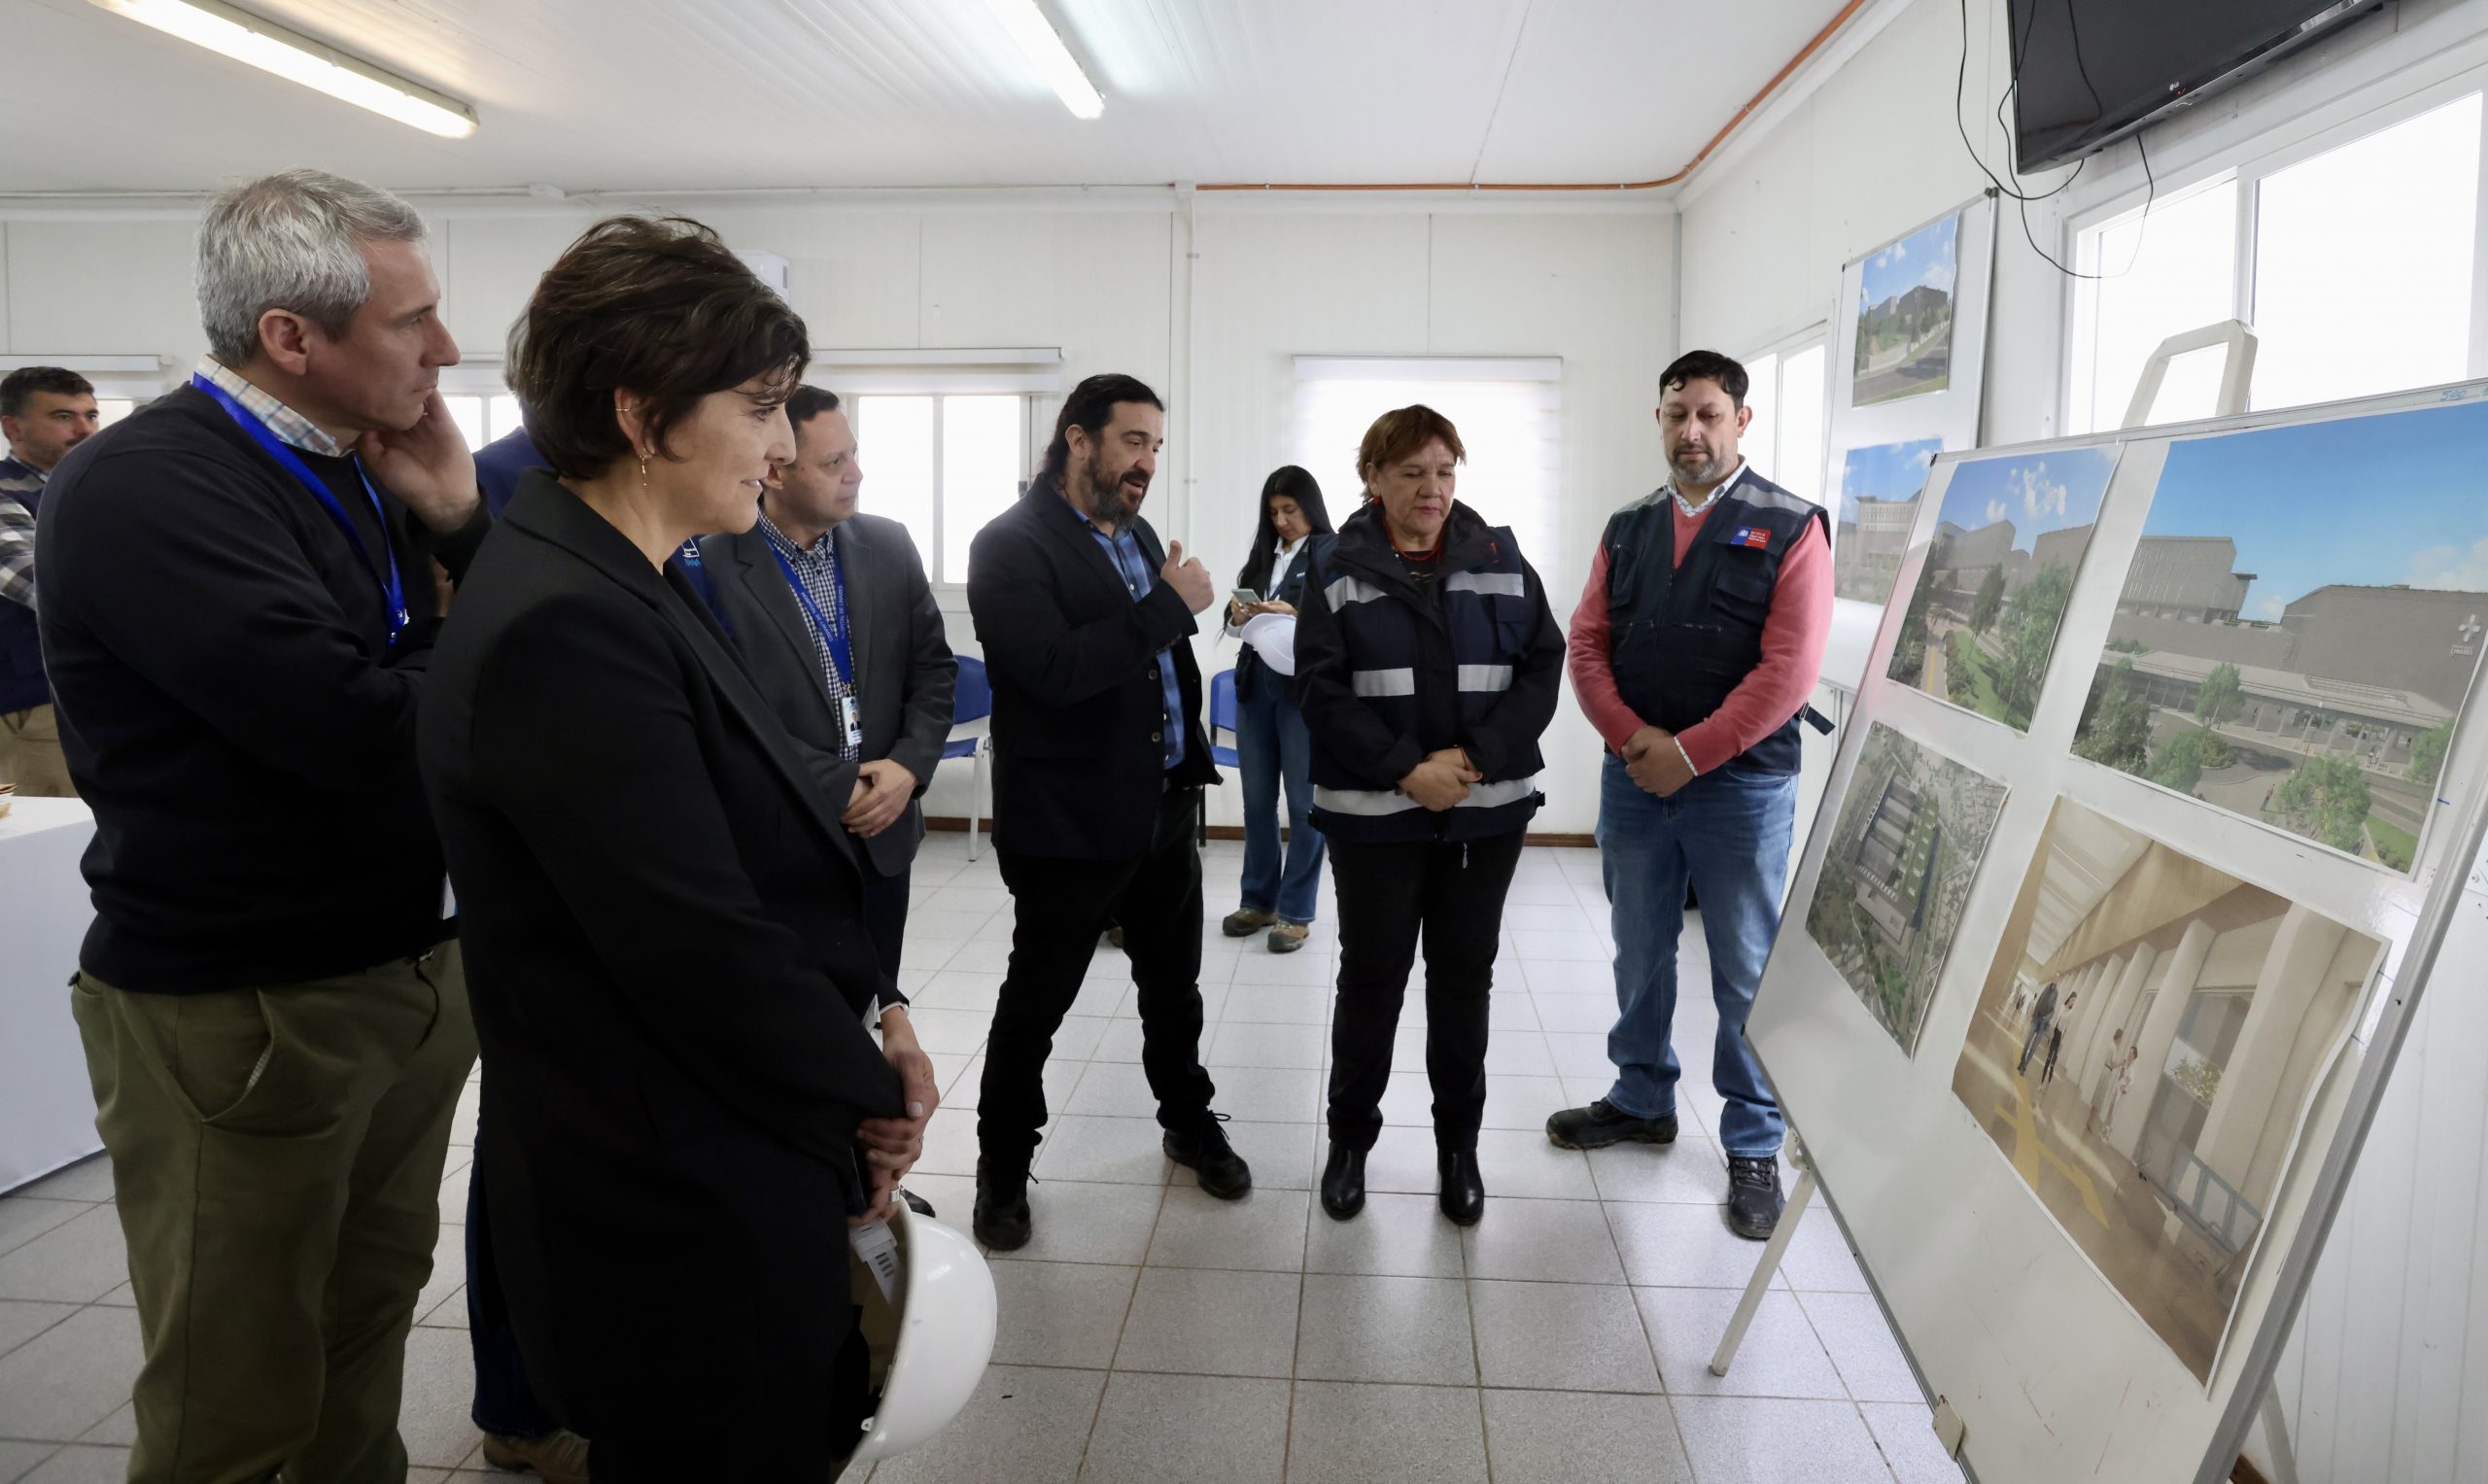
top-left (5, 219), bottom-right (198, 363)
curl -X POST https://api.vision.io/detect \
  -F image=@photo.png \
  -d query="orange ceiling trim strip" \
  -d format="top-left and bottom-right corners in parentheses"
top-left (1195, 0), bottom-right (1869, 194)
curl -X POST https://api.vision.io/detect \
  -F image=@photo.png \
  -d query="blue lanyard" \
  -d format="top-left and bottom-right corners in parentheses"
top-left (767, 537), bottom-right (853, 685)
top-left (191, 373), bottom-right (408, 645)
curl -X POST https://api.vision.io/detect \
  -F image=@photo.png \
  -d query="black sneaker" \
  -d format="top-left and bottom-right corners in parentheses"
top-left (1165, 1114), bottom-right (1253, 1200)
top-left (1726, 1156), bottom-right (1783, 1241)
top-left (973, 1159), bottom-right (1032, 1250)
top-left (1545, 1099), bottom-right (1678, 1151)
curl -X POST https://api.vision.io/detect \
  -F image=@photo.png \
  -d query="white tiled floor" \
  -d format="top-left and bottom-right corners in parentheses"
top-left (0, 836), bottom-right (1962, 1483)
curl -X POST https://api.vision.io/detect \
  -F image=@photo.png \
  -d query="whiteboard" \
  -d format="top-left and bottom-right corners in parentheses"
top-left (1746, 376), bottom-right (2488, 1484)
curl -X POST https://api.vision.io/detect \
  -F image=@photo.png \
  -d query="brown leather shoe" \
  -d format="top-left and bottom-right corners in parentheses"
top-left (481, 1429), bottom-right (591, 1484)
top-left (1266, 919), bottom-right (1309, 953)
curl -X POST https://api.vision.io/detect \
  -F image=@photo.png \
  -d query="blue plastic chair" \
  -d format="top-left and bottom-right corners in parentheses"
top-left (1209, 669), bottom-right (1241, 769)
top-left (944, 655), bottom-right (994, 858)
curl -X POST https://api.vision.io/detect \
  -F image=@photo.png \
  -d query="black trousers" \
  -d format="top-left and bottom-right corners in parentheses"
top-left (980, 785), bottom-right (1217, 1167)
top-left (858, 852), bottom-right (913, 987)
top-left (1326, 831), bottom-right (1525, 1155)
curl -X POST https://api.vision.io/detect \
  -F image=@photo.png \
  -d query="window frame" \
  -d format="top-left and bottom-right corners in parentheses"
top-left (1735, 323), bottom-right (1831, 503)
top-left (842, 386), bottom-right (1035, 595)
top-left (2061, 69), bottom-right (2488, 433)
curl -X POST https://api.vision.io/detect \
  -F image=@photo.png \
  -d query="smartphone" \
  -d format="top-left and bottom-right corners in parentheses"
top-left (1231, 588), bottom-right (1261, 607)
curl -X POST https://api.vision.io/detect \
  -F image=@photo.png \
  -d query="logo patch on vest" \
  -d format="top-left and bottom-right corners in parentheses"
top-left (1732, 526), bottom-right (1771, 550)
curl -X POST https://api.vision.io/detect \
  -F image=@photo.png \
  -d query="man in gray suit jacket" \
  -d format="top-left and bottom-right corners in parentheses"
top-left (697, 386), bottom-right (956, 982)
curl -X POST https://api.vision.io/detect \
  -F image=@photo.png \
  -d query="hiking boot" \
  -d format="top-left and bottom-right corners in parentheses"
top-left (973, 1158), bottom-right (1032, 1250)
top-left (1545, 1099), bottom-right (1677, 1151)
top-left (1166, 1114), bottom-right (1254, 1199)
top-left (1223, 908), bottom-right (1277, 937)
top-left (1267, 919), bottom-right (1309, 953)
top-left (1727, 1156), bottom-right (1784, 1241)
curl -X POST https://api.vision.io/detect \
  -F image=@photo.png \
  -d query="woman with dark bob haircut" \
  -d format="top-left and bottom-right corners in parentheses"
top-left (418, 216), bottom-right (936, 1480)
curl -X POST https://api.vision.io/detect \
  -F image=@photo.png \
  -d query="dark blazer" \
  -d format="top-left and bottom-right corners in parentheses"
top-left (417, 473), bottom-right (903, 1459)
top-left (966, 484), bottom-right (1219, 861)
top-left (696, 512), bottom-right (956, 879)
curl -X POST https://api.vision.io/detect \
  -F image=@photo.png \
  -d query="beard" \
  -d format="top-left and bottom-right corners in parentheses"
top-left (1083, 446), bottom-right (1149, 523)
top-left (1671, 443), bottom-right (1732, 488)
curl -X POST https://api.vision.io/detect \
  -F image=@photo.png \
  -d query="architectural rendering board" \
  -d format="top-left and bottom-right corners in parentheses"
top-left (1805, 722), bottom-right (2008, 1057)
top-left (1851, 213), bottom-right (1959, 407)
top-left (1948, 796), bottom-right (2384, 1384)
top-left (1886, 444), bottom-right (2122, 731)
top-left (1832, 437), bottom-right (1943, 605)
top-left (2073, 400), bottom-right (2488, 874)
top-left (1746, 381), bottom-right (2488, 1483)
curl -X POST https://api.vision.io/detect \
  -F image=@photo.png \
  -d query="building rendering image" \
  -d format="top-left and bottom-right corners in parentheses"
top-left (1805, 724), bottom-right (2008, 1057)
top-left (2074, 404), bottom-right (2488, 871)
top-left (1951, 798), bottom-right (2384, 1383)
top-left (1887, 445), bottom-right (2119, 730)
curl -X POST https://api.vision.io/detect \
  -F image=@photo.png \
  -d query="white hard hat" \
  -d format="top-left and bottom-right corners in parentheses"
top-left (847, 1196), bottom-right (1000, 1464)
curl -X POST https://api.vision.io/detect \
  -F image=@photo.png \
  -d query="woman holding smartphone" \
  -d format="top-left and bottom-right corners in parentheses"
top-left (1220, 466), bottom-right (1334, 953)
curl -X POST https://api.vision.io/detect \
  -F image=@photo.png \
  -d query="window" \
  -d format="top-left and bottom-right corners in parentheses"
top-left (442, 392), bottom-right (525, 451)
top-left (2068, 89), bottom-right (2486, 432)
top-left (2249, 93), bottom-right (2481, 411)
top-left (2069, 179), bottom-right (2240, 433)
top-left (1740, 335), bottom-right (1827, 502)
top-left (1291, 357), bottom-right (1561, 569)
top-left (848, 394), bottom-right (1029, 585)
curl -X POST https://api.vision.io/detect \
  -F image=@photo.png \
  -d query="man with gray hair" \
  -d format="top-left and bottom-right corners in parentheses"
top-left (36, 168), bottom-right (487, 1482)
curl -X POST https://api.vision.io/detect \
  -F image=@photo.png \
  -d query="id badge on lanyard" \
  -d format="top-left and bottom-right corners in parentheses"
top-left (768, 541), bottom-right (860, 748)
top-left (191, 373), bottom-right (410, 645)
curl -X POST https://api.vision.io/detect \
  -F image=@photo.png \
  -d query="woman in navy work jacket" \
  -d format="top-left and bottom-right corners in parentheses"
top-left (1220, 465), bottom-right (1334, 953)
top-left (1292, 405), bottom-right (1563, 1227)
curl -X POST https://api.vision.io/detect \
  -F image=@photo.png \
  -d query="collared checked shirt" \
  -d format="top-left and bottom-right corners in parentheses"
top-left (757, 510), bottom-right (861, 763)
top-left (0, 456), bottom-right (40, 610)
top-left (1057, 489), bottom-right (1186, 770)
top-left (195, 357), bottom-right (345, 457)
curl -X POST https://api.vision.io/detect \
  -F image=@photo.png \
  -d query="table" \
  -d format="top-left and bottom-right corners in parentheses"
top-left (1, 795), bottom-right (101, 1191)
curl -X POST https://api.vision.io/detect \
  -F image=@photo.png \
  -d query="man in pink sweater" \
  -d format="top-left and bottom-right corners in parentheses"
top-left (1546, 350), bottom-right (1832, 1240)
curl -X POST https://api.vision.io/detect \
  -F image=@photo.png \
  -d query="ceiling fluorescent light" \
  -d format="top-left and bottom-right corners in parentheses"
top-left (86, 0), bottom-right (477, 139)
top-left (982, 0), bottom-right (1103, 120)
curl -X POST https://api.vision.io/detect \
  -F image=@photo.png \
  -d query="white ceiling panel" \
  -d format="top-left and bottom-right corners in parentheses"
top-left (0, 0), bottom-right (1852, 194)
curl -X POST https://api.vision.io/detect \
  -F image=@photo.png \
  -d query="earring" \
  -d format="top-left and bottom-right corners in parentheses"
top-left (638, 451), bottom-right (649, 488)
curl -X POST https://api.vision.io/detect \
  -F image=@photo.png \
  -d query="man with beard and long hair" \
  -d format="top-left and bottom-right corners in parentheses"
top-left (961, 372), bottom-right (1250, 1250)
top-left (1547, 349), bottom-right (1832, 1243)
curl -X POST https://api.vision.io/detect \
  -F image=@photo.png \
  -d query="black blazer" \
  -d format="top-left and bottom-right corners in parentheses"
top-left (695, 512), bottom-right (957, 879)
top-left (966, 484), bottom-right (1219, 861)
top-left (417, 473), bottom-right (904, 1449)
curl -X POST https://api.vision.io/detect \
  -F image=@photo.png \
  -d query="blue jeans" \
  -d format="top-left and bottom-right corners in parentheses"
top-left (1596, 752), bottom-right (1797, 1159)
top-left (1235, 675), bottom-right (1324, 923)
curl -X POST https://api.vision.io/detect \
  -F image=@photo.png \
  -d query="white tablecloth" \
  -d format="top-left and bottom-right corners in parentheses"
top-left (1, 796), bottom-right (101, 1191)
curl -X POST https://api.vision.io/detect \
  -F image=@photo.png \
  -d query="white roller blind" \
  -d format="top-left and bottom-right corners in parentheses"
top-left (1291, 356), bottom-right (1562, 569)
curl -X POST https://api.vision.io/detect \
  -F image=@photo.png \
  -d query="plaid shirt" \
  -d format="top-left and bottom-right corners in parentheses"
top-left (195, 356), bottom-right (344, 457)
top-left (756, 510), bottom-right (860, 763)
top-left (0, 455), bottom-right (41, 610)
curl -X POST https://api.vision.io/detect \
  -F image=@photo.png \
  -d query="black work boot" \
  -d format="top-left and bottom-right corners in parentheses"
top-left (1437, 1148), bottom-right (1485, 1226)
top-left (973, 1158), bottom-right (1032, 1251)
top-left (1726, 1155), bottom-right (1784, 1241)
top-left (1319, 1141), bottom-right (1366, 1221)
top-left (1166, 1114), bottom-right (1254, 1200)
top-left (1545, 1098), bottom-right (1678, 1151)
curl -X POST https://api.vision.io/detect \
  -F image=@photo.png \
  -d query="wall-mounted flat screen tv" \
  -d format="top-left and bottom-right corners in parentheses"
top-left (2008, 0), bottom-right (2384, 174)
